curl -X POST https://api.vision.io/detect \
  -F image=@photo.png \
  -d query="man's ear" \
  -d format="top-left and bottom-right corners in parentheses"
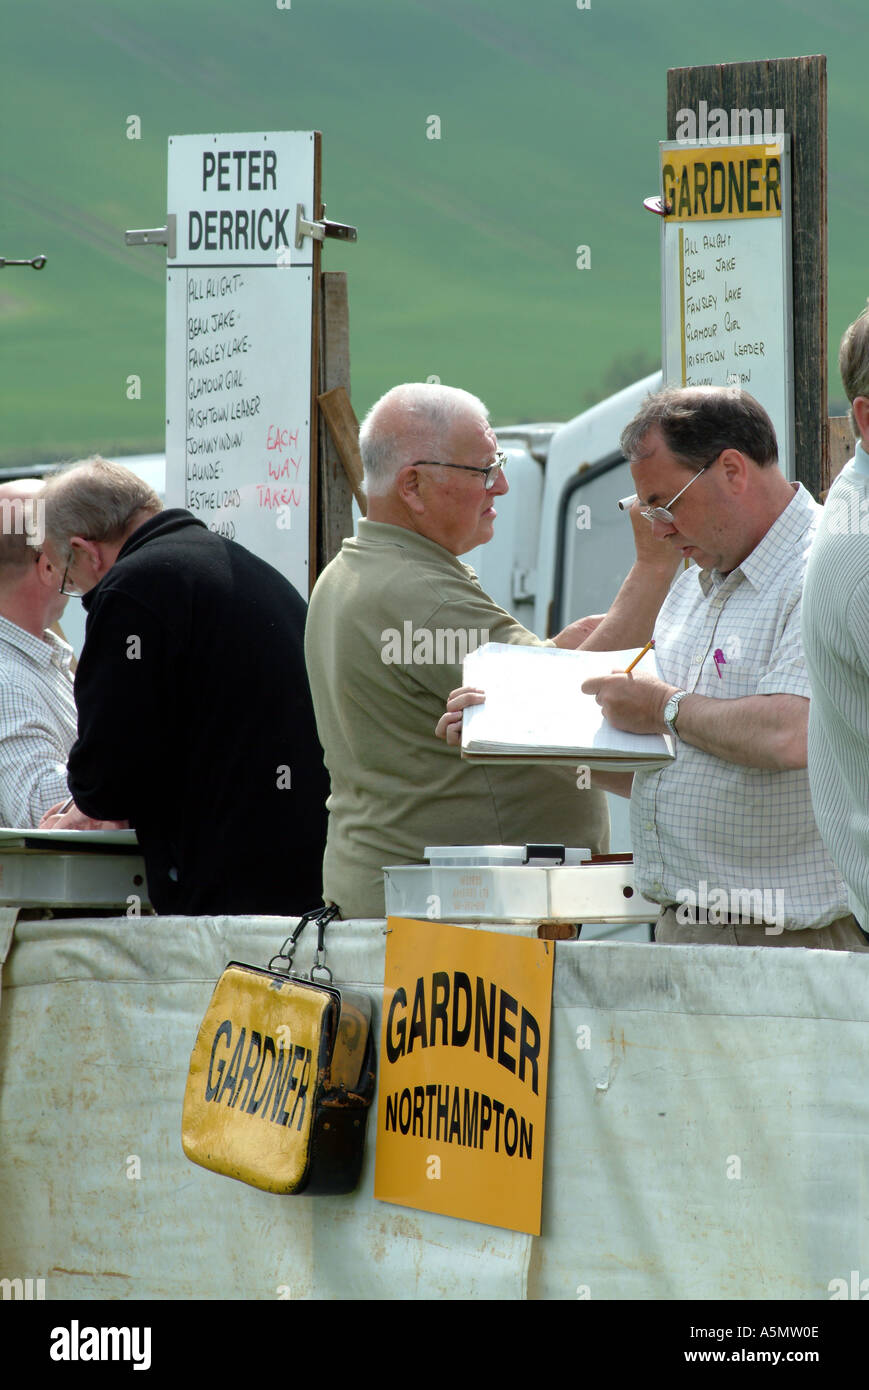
top-left (853, 396), bottom-right (869, 446)
top-left (717, 448), bottom-right (750, 495)
top-left (35, 549), bottom-right (59, 587)
top-left (72, 535), bottom-right (104, 574)
top-left (396, 465), bottom-right (426, 514)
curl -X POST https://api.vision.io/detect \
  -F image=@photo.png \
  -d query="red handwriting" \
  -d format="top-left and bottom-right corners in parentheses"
top-left (257, 485), bottom-right (302, 509)
top-left (267, 455), bottom-right (300, 480)
top-left (266, 425), bottom-right (299, 450)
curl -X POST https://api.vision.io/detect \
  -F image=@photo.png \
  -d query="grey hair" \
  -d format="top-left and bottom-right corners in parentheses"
top-left (839, 300), bottom-right (869, 440)
top-left (359, 383), bottom-right (489, 497)
top-left (42, 456), bottom-right (162, 549)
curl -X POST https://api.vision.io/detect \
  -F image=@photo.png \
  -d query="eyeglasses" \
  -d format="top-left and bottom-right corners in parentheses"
top-left (412, 451), bottom-right (508, 491)
top-left (639, 457), bottom-right (717, 524)
top-left (59, 551), bottom-right (84, 597)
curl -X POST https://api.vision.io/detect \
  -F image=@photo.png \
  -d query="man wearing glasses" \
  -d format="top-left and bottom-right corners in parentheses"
top-left (305, 381), bottom-right (681, 920)
top-left (36, 456), bottom-right (329, 916)
top-left (581, 385), bottom-right (862, 949)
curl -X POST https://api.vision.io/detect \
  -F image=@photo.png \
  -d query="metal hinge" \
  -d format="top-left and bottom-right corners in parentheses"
top-left (125, 214), bottom-right (177, 259)
top-left (295, 204), bottom-right (357, 250)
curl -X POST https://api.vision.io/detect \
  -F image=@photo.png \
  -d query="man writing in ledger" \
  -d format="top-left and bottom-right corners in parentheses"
top-left (441, 386), bottom-right (861, 949)
top-left (305, 382), bottom-right (678, 919)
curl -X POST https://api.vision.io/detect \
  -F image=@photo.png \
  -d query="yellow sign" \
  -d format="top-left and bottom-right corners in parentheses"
top-left (182, 964), bottom-right (328, 1193)
top-left (661, 144), bottom-right (783, 222)
top-left (374, 917), bottom-right (554, 1235)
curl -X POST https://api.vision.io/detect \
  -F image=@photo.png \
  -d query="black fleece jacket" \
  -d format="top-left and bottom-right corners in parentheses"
top-left (68, 510), bottom-right (328, 915)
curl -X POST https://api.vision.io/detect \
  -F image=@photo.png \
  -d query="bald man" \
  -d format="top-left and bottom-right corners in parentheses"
top-left (305, 383), bottom-right (645, 919)
top-left (0, 479), bottom-right (77, 825)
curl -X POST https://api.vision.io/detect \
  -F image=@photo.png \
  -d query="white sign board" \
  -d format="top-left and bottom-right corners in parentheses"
top-left (165, 131), bottom-right (317, 595)
top-left (660, 136), bottom-right (794, 476)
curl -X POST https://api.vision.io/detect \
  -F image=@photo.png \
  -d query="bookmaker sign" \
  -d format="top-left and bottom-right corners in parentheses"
top-left (374, 917), bottom-right (554, 1235)
top-left (659, 135), bottom-right (794, 474)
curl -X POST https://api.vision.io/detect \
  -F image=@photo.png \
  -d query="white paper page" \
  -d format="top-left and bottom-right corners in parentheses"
top-left (461, 643), bottom-right (670, 758)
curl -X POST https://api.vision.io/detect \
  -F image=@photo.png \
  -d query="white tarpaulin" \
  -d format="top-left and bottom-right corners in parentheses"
top-left (1, 915), bottom-right (867, 1300)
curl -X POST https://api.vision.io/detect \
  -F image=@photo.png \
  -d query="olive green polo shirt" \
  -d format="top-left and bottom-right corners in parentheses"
top-left (305, 520), bottom-right (609, 918)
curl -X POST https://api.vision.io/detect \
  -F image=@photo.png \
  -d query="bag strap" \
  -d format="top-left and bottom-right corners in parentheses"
top-left (268, 903), bottom-right (340, 981)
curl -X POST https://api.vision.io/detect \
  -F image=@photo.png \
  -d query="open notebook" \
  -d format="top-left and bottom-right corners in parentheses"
top-left (460, 643), bottom-right (675, 771)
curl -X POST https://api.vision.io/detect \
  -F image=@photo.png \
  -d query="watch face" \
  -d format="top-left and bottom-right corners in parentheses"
top-left (665, 693), bottom-right (684, 728)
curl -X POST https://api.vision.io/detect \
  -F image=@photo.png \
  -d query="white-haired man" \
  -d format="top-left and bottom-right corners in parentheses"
top-left (38, 457), bottom-right (329, 916)
top-left (802, 302), bottom-right (869, 930)
top-left (305, 382), bottom-right (675, 920)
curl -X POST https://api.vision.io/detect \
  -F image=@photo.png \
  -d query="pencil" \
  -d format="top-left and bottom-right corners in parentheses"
top-left (624, 638), bottom-right (655, 673)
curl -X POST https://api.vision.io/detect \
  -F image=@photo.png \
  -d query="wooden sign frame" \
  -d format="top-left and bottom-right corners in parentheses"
top-left (666, 56), bottom-right (828, 495)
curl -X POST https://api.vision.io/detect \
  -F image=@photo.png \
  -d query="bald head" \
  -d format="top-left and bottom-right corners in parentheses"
top-left (0, 478), bottom-right (70, 636)
top-left (0, 478), bottom-right (46, 582)
top-left (359, 383), bottom-right (490, 498)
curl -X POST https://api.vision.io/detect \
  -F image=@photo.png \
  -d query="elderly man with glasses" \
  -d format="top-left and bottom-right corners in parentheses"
top-left (37, 456), bottom-right (329, 916)
top-left (305, 381), bottom-right (681, 920)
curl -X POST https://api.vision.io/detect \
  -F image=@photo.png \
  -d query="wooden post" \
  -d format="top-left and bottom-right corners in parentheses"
top-left (666, 57), bottom-right (828, 495)
top-left (318, 387), bottom-right (366, 514)
top-left (827, 417), bottom-right (855, 492)
top-left (315, 271), bottom-right (355, 577)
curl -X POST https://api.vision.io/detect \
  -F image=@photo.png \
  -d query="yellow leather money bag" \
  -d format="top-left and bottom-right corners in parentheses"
top-left (182, 956), bottom-right (375, 1195)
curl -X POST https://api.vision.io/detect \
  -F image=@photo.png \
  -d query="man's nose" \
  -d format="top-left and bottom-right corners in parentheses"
top-left (650, 515), bottom-right (676, 540)
top-left (492, 466), bottom-right (509, 496)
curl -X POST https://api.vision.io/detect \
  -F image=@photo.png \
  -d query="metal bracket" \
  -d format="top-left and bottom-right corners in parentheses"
top-left (125, 213), bottom-right (177, 259)
top-left (295, 204), bottom-right (357, 250)
top-left (0, 254), bottom-right (46, 270)
top-left (511, 565), bottom-right (537, 603)
top-left (643, 194), bottom-right (672, 218)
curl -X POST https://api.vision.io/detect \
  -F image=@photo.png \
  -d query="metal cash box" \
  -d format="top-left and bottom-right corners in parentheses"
top-left (383, 845), bottom-right (659, 926)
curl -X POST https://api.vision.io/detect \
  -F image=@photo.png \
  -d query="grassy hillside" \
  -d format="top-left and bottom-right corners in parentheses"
top-left (0, 0), bottom-right (865, 464)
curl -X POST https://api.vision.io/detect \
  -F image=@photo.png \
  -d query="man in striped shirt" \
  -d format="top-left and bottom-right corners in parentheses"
top-left (802, 303), bottom-right (869, 931)
top-left (0, 479), bottom-right (77, 826)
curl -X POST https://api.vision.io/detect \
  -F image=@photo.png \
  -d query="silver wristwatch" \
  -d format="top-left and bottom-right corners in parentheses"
top-left (663, 689), bottom-right (689, 735)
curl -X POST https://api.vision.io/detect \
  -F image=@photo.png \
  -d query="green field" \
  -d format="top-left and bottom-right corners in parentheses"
top-left (1, 0), bottom-right (864, 465)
